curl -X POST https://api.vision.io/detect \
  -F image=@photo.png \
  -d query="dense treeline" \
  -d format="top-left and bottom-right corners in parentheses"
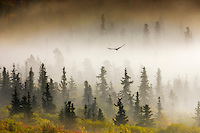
top-left (0, 62), bottom-right (199, 132)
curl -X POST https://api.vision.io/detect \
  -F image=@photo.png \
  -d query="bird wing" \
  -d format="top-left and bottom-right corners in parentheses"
top-left (116, 44), bottom-right (125, 50)
top-left (108, 47), bottom-right (116, 50)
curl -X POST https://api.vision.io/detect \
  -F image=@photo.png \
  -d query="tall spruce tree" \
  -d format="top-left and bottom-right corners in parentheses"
top-left (91, 97), bottom-right (98, 121)
top-left (139, 67), bottom-right (150, 106)
top-left (195, 101), bottom-right (200, 127)
top-left (149, 84), bottom-right (155, 104)
top-left (100, 14), bottom-right (105, 35)
top-left (108, 82), bottom-right (117, 101)
top-left (155, 68), bottom-right (163, 100)
top-left (11, 64), bottom-right (22, 93)
top-left (68, 76), bottom-right (77, 101)
top-left (119, 68), bottom-right (133, 105)
top-left (38, 63), bottom-right (48, 99)
top-left (157, 97), bottom-right (162, 119)
top-left (169, 90), bottom-right (177, 111)
top-left (97, 108), bottom-right (105, 121)
top-left (127, 93), bottom-right (134, 117)
top-left (105, 95), bottom-right (115, 118)
top-left (133, 92), bottom-right (140, 123)
top-left (59, 101), bottom-right (76, 128)
top-left (28, 67), bottom-right (34, 95)
top-left (60, 67), bottom-right (69, 102)
top-left (113, 98), bottom-right (128, 126)
top-left (138, 104), bottom-right (154, 127)
top-left (10, 87), bottom-right (21, 116)
top-left (82, 81), bottom-right (93, 106)
top-left (96, 66), bottom-right (108, 102)
top-left (42, 83), bottom-right (56, 113)
top-left (21, 92), bottom-right (33, 120)
top-left (1, 67), bottom-right (11, 105)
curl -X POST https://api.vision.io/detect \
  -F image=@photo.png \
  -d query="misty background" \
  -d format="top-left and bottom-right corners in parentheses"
top-left (1, 0), bottom-right (200, 124)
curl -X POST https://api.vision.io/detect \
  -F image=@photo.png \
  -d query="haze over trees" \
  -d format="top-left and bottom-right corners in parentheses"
top-left (0, 0), bottom-right (200, 132)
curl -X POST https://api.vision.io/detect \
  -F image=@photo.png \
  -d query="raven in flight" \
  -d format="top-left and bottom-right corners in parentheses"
top-left (108, 44), bottom-right (125, 51)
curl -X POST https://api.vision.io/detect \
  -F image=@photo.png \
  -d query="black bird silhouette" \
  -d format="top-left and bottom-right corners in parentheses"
top-left (108, 44), bottom-right (125, 51)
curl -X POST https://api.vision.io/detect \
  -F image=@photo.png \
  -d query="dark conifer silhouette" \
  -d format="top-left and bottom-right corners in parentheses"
top-left (100, 14), bottom-right (105, 35)
top-left (184, 27), bottom-right (192, 43)
top-left (91, 97), bottom-right (98, 121)
top-left (21, 92), bottom-right (33, 120)
top-left (119, 68), bottom-right (133, 105)
top-left (113, 98), bottom-right (128, 126)
top-left (59, 101), bottom-right (76, 128)
top-left (97, 108), bottom-right (105, 121)
top-left (42, 83), bottom-right (56, 113)
top-left (195, 101), bottom-right (200, 127)
top-left (155, 21), bottom-right (161, 37)
top-left (68, 76), bottom-right (77, 102)
top-left (169, 90), bottom-right (177, 111)
top-left (28, 67), bottom-right (34, 95)
top-left (138, 104), bottom-right (154, 127)
top-left (10, 87), bottom-right (21, 116)
top-left (38, 63), bottom-right (48, 100)
top-left (155, 68), bottom-right (163, 101)
top-left (143, 23), bottom-right (150, 41)
top-left (1, 67), bottom-right (11, 105)
top-left (127, 93), bottom-right (134, 117)
top-left (105, 95), bottom-right (115, 118)
top-left (139, 67), bottom-right (150, 105)
top-left (108, 82), bottom-right (117, 101)
top-left (60, 67), bottom-right (69, 103)
top-left (96, 66), bottom-right (108, 102)
top-left (157, 97), bottom-right (162, 119)
top-left (133, 92), bottom-right (141, 123)
top-left (11, 64), bottom-right (22, 94)
top-left (82, 81), bottom-right (93, 106)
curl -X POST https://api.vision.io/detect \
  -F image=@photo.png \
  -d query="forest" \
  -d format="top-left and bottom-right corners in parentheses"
top-left (1, 0), bottom-right (200, 133)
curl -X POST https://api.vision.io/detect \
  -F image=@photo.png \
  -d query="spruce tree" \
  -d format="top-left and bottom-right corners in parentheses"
top-left (1, 67), bottom-right (11, 105)
top-left (83, 104), bottom-right (89, 119)
top-left (119, 68), bottom-right (133, 105)
top-left (49, 78), bottom-right (57, 98)
top-left (32, 95), bottom-right (38, 110)
top-left (169, 90), bottom-right (177, 111)
top-left (42, 83), bottom-right (56, 113)
top-left (97, 108), bottom-right (105, 121)
top-left (11, 64), bottom-right (22, 94)
top-left (108, 82), bottom-right (117, 101)
top-left (133, 92), bottom-right (140, 123)
top-left (82, 81), bottom-right (93, 106)
top-left (96, 66), bottom-right (108, 102)
top-left (138, 104), bottom-right (154, 127)
top-left (157, 97), bottom-right (162, 119)
top-left (28, 67), bottom-right (34, 95)
top-left (195, 101), bottom-right (200, 127)
top-left (21, 92), bottom-right (33, 120)
top-left (10, 87), bottom-right (21, 116)
top-left (59, 101), bottom-right (77, 128)
top-left (149, 84), bottom-right (155, 104)
top-left (38, 63), bottom-right (48, 99)
top-left (155, 68), bottom-right (162, 98)
top-left (91, 97), bottom-right (98, 121)
top-left (68, 76), bottom-right (77, 101)
top-left (113, 98), bottom-right (128, 126)
top-left (105, 95), bottom-right (115, 118)
top-left (139, 67), bottom-right (150, 106)
top-left (100, 14), bottom-right (105, 35)
top-left (60, 67), bottom-right (68, 102)
top-left (127, 93), bottom-right (134, 117)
